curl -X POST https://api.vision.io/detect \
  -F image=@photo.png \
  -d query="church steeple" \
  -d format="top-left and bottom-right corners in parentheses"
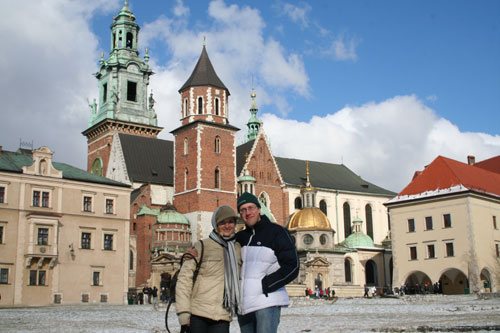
top-left (178, 44), bottom-right (230, 126)
top-left (83, 1), bottom-right (162, 177)
top-left (246, 88), bottom-right (261, 142)
top-left (301, 161), bottom-right (318, 208)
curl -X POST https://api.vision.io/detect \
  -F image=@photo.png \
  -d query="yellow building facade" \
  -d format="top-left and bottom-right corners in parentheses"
top-left (0, 147), bottom-right (131, 306)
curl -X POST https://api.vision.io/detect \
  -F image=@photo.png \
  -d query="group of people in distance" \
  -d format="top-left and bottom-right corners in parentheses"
top-left (175, 192), bottom-right (300, 333)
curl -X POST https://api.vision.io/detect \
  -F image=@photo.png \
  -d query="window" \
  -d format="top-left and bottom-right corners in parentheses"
top-left (445, 242), bottom-right (454, 257)
top-left (365, 204), bottom-right (373, 240)
top-left (214, 168), bottom-right (220, 189)
top-left (93, 272), bottom-right (100, 286)
top-left (38, 228), bottom-right (49, 245)
top-left (319, 200), bottom-right (327, 215)
top-left (427, 244), bottom-right (436, 259)
top-left (81, 232), bottom-right (91, 249)
top-left (104, 234), bottom-right (113, 251)
top-left (184, 168), bottom-right (188, 191)
top-left (409, 246), bottom-right (417, 260)
top-left (408, 219), bottom-right (415, 232)
top-left (130, 250), bottom-right (134, 270)
top-left (495, 242), bottom-right (499, 258)
top-left (184, 138), bottom-right (188, 155)
top-left (0, 225), bottom-right (4, 244)
top-left (126, 32), bottom-right (133, 48)
top-left (105, 199), bottom-right (114, 214)
top-left (344, 259), bottom-right (352, 283)
top-left (494, 216), bottom-right (498, 229)
top-left (82, 294), bottom-right (89, 303)
top-left (41, 192), bottom-right (49, 208)
top-left (343, 202), bottom-right (352, 238)
top-left (103, 83), bottom-right (108, 103)
top-left (29, 270), bottom-right (46, 286)
top-left (294, 197), bottom-right (302, 210)
top-left (127, 81), bottom-right (137, 101)
top-left (184, 98), bottom-right (188, 117)
top-left (83, 196), bottom-right (92, 212)
top-left (0, 186), bottom-right (5, 203)
top-left (33, 191), bottom-right (40, 207)
top-left (198, 97), bottom-right (203, 114)
top-left (215, 98), bottom-right (220, 116)
top-left (443, 214), bottom-right (452, 228)
top-left (215, 136), bottom-right (221, 153)
top-left (0, 268), bottom-right (8, 284)
top-left (303, 234), bottom-right (313, 246)
top-left (320, 234), bottom-right (327, 245)
top-left (425, 216), bottom-right (433, 230)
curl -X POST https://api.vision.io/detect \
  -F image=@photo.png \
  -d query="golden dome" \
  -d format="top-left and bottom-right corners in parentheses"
top-left (287, 208), bottom-right (333, 231)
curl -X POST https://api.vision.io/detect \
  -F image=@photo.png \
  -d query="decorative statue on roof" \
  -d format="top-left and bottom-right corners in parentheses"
top-left (88, 98), bottom-right (97, 115)
top-left (148, 91), bottom-right (155, 111)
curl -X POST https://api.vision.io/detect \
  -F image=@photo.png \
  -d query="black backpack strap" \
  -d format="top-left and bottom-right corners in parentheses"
top-left (192, 240), bottom-right (204, 284)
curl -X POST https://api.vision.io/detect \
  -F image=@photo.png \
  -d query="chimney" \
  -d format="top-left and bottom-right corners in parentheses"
top-left (467, 155), bottom-right (475, 165)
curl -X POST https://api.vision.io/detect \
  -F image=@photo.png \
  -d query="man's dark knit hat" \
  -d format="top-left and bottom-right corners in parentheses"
top-left (237, 192), bottom-right (261, 211)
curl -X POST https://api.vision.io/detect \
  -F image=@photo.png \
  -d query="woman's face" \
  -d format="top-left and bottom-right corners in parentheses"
top-left (217, 217), bottom-right (236, 237)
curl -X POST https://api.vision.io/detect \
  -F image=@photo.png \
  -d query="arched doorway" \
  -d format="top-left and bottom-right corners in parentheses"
top-left (404, 271), bottom-right (432, 294)
top-left (480, 268), bottom-right (492, 292)
top-left (365, 260), bottom-right (377, 286)
top-left (439, 268), bottom-right (468, 295)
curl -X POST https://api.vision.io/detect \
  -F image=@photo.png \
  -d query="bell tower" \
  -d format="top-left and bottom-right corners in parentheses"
top-left (82, 0), bottom-right (162, 176)
top-left (172, 44), bottom-right (239, 239)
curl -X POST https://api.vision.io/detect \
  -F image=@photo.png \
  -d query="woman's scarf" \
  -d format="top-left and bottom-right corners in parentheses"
top-left (209, 229), bottom-right (241, 316)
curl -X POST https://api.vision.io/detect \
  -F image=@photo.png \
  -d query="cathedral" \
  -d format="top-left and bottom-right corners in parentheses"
top-left (82, 2), bottom-right (396, 296)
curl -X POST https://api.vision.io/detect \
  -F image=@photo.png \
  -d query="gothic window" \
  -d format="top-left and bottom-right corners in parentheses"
top-left (343, 202), bottom-right (352, 238)
top-left (184, 98), bottom-right (188, 117)
top-left (294, 197), bottom-right (302, 210)
top-left (214, 168), bottom-right (220, 189)
top-left (319, 200), bottom-right (327, 215)
top-left (365, 204), bottom-right (373, 239)
top-left (126, 32), bottom-right (133, 48)
top-left (215, 136), bottom-right (221, 153)
top-left (215, 98), bottom-right (220, 116)
top-left (184, 169), bottom-right (188, 191)
top-left (344, 258), bottom-right (352, 283)
top-left (198, 97), bottom-right (203, 114)
top-left (184, 138), bottom-right (188, 155)
top-left (258, 192), bottom-right (268, 207)
top-left (127, 81), bottom-right (137, 102)
top-left (129, 250), bottom-right (134, 270)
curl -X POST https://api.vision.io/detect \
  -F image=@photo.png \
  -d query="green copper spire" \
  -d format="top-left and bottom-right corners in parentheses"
top-left (87, 1), bottom-right (158, 130)
top-left (246, 88), bottom-right (261, 142)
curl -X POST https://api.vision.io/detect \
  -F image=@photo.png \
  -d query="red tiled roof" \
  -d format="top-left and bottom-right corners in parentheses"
top-left (474, 155), bottom-right (500, 174)
top-left (398, 155), bottom-right (500, 197)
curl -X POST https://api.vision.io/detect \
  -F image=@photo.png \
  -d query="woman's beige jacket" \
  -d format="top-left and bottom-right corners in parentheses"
top-left (175, 238), bottom-right (241, 325)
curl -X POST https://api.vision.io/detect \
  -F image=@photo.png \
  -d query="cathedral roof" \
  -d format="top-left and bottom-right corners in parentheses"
top-left (178, 45), bottom-right (228, 93)
top-left (274, 157), bottom-right (396, 196)
top-left (118, 133), bottom-right (173, 185)
top-left (287, 207), bottom-right (333, 231)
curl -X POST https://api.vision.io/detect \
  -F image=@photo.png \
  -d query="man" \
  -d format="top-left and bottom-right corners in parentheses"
top-left (236, 192), bottom-right (299, 333)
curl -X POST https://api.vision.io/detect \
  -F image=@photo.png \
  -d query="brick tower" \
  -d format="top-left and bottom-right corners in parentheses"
top-left (172, 44), bottom-right (239, 240)
top-left (82, 1), bottom-right (162, 176)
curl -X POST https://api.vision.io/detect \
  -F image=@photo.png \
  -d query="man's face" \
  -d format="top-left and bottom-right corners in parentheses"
top-left (217, 217), bottom-right (236, 237)
top-left (239, 203), bottom-right (261, 227)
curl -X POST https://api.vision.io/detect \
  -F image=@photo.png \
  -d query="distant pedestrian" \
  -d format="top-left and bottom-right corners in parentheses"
top-left (370, 286), bottom-right (376, 297)
top-left (152, 286), bottom-right (158, 305)
top-left (364, 285), bottom-right (369, 297)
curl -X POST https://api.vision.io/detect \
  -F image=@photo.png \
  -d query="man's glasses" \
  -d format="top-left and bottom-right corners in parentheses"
top-left (239, 206), bottom-right (258, 214)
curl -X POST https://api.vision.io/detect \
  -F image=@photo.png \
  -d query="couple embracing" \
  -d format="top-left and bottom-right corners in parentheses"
top-left (175, 192), bottom-right (300, 333)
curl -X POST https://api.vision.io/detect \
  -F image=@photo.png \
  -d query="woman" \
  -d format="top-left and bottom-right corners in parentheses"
top-left (176, 205), bottom-right (242, 333)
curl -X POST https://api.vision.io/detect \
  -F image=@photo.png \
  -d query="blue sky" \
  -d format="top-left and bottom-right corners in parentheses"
top-left (1, 0), bottom-right (500, 192)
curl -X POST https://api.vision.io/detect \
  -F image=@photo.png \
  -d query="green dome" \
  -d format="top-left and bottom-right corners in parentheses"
top-left (157, 210), bottom-right (190, 225)
top-left (239, 174), bottom-right (256, 182)
top-left (342, 232), bottom-right (374, 248)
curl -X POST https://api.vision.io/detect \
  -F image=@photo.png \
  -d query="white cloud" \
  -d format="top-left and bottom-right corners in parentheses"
top-left (0, 0), bottom-right (120, 168)
top-left (282, 2), bottom-right (312, 28)
top-left (260, 95), bottom-right (500, 192)
top-left (323, 33), bottom-right (359, 61)
top-left (173, 0), bottom-right (189, 17)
